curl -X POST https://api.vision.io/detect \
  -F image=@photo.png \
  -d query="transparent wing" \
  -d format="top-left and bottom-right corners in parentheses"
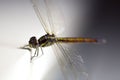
top-left (31, 0), bottom-right (53, 34)
top-left (44, 0), bottom-right (66, 36)
top-left (52, 43), bottom-right (88, 80)
top-left (31, 0), bottom-right (66, 36)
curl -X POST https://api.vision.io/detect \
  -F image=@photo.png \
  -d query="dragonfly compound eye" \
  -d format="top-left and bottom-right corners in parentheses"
top-left (29, 36), bottom-right (38, 48)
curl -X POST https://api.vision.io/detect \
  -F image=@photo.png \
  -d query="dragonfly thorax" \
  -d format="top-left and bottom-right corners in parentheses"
top-left (38, 34), bottom-right (56, 47)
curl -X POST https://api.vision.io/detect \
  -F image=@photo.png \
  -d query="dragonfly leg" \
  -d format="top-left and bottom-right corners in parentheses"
top-left (34, 47), bottom-right (43, 58)
top-left (34, 48), bottom-right (38, 57)
top-left (35, 47), bottom-right (39, 57)
top-left (31, 47), bottom-right (39, 60)
top-left (19, 45), bottom-right (32, 52)
top-left (37, 47), bottom-right (44, 58)
top-left (40, 47), bottom-right (44, 55)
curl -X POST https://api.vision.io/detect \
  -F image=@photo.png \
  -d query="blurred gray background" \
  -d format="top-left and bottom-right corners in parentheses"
top-left (79, 1), bottom-right (120, 80)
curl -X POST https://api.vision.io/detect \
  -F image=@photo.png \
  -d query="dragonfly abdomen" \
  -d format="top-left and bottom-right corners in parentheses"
top-left (56, 37), bottom-right (97, 43)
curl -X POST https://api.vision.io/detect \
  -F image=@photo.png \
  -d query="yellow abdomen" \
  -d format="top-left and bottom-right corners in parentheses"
top-left (56, 37), bottom-right (97, 43)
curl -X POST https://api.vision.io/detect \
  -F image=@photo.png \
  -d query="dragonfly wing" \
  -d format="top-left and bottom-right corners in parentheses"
top-left (31, 0), bottom-right (52, 34)
top-left (31, 0), bottom-right (66, 35)
top-left (52, 44), bottom-right (74, 80)
top-left (43, 0), bottom-right (66, 36)
top-left (52, 43), bottom-right (88, 80)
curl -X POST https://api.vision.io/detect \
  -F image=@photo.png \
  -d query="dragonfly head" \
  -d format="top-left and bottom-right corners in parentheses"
top-left (29, 36), bottom-right (39, 48)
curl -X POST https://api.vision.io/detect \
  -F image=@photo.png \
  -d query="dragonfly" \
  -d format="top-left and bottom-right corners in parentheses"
top-left (20, 0), bottom-right (105, 80)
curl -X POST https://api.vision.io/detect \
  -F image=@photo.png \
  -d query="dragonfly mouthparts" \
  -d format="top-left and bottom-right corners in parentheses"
top-left (19, 44), bottom-right (31, 52)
